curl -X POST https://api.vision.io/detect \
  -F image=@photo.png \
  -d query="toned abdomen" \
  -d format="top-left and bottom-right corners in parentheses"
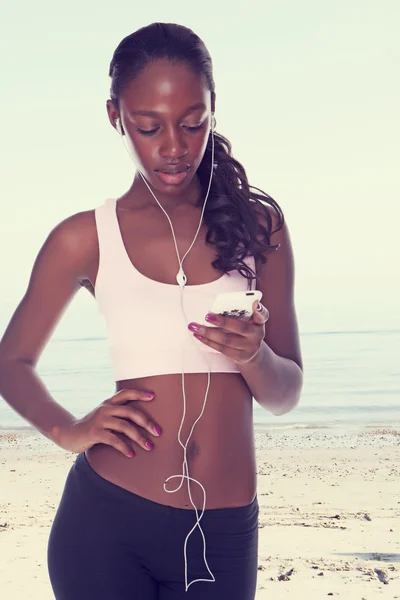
top-left (86, 372), bottom-right (257, 509)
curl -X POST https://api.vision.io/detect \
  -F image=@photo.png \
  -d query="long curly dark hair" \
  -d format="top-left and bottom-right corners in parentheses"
top-left (109, 22), bottom-right (284, 287)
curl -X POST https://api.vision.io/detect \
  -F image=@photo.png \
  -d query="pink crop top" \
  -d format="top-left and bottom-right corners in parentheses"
top-left (94, 198), bottom-right (256, 381)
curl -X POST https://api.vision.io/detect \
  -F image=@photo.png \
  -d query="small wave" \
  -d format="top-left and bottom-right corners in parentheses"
top-left (0, 424), bottom-right (35, 432)
top-left (302, 329), bottom-right (400, 337)
top-left (51, 337), bottom-right (107, 343)
top-left (254, 423), bottom-right (343, 431)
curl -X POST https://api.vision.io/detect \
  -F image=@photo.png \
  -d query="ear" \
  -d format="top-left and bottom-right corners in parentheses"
top-left (106, 99), bottom-right (119, 131)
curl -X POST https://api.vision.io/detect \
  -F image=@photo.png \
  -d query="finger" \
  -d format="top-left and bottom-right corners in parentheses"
top-left (203, 313), bottom-right (252, 336)
top-left (189, 322), bottom-right (249, 350)
top-left (108, 388), bottom-right (155, 404)
top-left (189, 319), bottom-right (250, 344)
top-left (100, 430), bottom-right (135, 458)
top-left (193, 333), bottom-right (245, 361)
top-left (110, 405), bottom-right (162, 438)
top-left (250, 300), bottom-right (269, 324)
top-left (103, 416), bottom-right (154, 453)
top-left (188, 315), bottom-right (250, 341)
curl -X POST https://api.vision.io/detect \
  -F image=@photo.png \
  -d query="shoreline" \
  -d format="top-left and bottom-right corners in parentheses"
top-left (1, 420), bottom-right (400, 432)
top-left (2, 418), bottom-right (399, 447)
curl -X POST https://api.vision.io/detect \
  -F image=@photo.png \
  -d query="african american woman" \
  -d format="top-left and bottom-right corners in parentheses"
top-left (0, 22), bottom-right (303, 600)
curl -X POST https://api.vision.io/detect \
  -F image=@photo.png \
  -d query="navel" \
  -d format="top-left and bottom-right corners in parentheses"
top-left (187, 440), bottom-right (201, 461)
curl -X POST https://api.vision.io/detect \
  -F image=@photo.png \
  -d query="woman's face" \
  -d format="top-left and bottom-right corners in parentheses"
top-left (108, 59), bottom-right (213, 198)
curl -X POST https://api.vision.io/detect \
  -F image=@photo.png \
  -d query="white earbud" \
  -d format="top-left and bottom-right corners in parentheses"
top-left (115, 118), bottom-right (122, 135)
top-left (211, 113), bottom-right (216, 131)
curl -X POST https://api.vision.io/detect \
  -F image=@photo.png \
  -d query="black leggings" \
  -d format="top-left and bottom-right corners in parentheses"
top-left (48, 452), bottom-right (259, 599)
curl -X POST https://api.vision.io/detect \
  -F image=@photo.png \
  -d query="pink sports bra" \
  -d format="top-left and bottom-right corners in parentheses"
top-left (94, 198), bottom-right (256, 381)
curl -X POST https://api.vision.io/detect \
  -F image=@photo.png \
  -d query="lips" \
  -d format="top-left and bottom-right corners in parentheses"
top-left (156, 166), bottom-right (189, 174)
top-left (155, 166), bottom-right (190, 185)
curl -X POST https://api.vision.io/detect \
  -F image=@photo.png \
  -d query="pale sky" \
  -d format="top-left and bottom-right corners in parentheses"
top-left (1, 0), bottom-right (399, 337)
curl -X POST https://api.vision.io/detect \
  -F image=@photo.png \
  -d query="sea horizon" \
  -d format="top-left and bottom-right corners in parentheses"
top-left (0, 323), bottom-right (398, 432)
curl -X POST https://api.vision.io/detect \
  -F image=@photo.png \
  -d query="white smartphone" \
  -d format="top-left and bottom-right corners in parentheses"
top-left (209, 290), bottom-right (263, 321)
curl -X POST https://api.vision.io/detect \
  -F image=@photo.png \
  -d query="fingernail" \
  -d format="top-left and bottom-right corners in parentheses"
top-left (153, 426), bottom-right (162, 436)
top-left (205, 313), bottom-right (217, 322)
top-left (128, 451), bottom-right (135, 458)
top-left (188, 323), bottom-right (200, 332)
top-left (145, 392), bottom-right (154, 398)
top-left (257, 303), bottom-right (263, 312)
top-left (145, 441), bottom-right (154, 450)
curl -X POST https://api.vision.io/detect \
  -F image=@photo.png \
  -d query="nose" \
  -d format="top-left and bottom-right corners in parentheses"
top-left (159, 125), bottom-right (188, 159)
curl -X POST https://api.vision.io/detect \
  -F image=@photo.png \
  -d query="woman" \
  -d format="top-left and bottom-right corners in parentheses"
top-left (0, 22), bottom-right (303, 600)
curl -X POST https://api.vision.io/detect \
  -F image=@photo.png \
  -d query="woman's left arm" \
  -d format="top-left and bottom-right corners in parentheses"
top-left (237, 217), bottom-right (303, 416)
top-left (188, 218), bottom-right (303, 416)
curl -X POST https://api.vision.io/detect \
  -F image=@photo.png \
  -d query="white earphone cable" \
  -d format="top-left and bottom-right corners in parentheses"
top-left (117, 116), bottom-right (216, 590)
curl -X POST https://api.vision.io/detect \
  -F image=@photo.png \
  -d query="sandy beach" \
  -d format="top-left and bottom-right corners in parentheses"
top-left (0, 426), bottom-right (399, 599)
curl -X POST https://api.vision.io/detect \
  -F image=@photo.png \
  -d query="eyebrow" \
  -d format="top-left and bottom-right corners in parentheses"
top-left (130, 103), bottom-right (206, 118)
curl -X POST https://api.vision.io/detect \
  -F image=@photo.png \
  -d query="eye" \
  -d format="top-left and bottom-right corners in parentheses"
top-left (136, 123), bottom-right (204, 136)
top-left (184, 124), bottom-right (204, 132)
top-left (136, 127), bottom-right (159, 136)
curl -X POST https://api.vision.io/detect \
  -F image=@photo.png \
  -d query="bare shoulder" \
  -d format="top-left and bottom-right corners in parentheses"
top-left (50, 209), bottom-right (97, 256)
top-left (45, 209), bottom-right (98, 282)
top-left (0, 210), bottom-right (99, 363)
top-left (253, 197), bottom-right (284, 232)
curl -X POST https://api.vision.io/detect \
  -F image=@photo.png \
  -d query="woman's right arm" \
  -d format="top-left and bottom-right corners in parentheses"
top-left (0, 212), bottom-right (162, 456)
top-left (0, 213), bottom-right (95, 444)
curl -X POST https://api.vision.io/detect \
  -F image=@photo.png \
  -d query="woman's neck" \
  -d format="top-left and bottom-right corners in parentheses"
top-left (120, 171), bottom-right (202, 212)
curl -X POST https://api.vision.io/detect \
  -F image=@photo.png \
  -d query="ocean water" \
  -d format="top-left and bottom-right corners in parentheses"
top-left (0, 325), bottom-right (399, 431)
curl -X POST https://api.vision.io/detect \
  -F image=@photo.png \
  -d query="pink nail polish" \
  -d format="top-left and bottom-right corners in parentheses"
top-left (188, 323), bottom-right (200, 332)
top-left (145, 441), bottom-right (154, 450)
top-left (205, 313), bottom-right (217, 322)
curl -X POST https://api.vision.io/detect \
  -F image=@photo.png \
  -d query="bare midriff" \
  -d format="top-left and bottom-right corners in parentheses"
top-left (86, 372), bottom-right (257, 510)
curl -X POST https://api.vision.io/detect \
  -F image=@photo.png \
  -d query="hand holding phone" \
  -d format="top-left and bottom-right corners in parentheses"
top-left (189, 289), bottom-right (267, 364)
top-left (209, 290), bottom-right (263, 321)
